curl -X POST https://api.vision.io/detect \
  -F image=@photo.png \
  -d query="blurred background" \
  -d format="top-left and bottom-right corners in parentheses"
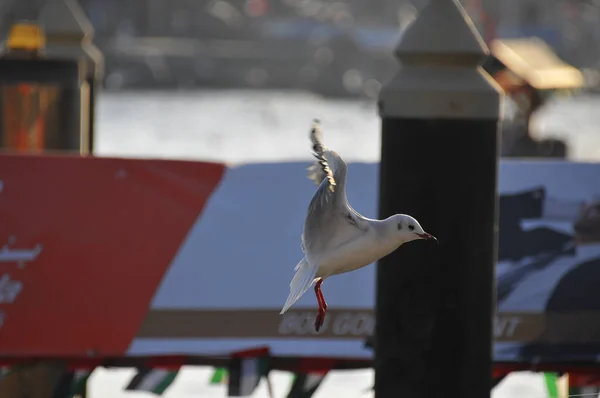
top-left (6, 0), bottom-right (599, 95)
top-left (1, 0), bottom-right (600, 397)
top-left (2, 0), bottom-right (600, 164)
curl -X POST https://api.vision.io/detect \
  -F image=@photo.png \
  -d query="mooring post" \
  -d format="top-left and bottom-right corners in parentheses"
top-left (39, 0), bottom-right (104, 154)
top-left (0, 21), bottom-right (82, 153)
top-left (375, 0), bottom-right (503, 397)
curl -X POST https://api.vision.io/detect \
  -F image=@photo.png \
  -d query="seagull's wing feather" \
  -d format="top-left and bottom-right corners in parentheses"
top-left (302, 120), bottom-right (369, 263)
top-left (306, 120), bottom-right (334, 188)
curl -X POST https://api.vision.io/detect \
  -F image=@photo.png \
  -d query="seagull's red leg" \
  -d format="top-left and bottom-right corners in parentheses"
top-left (314, 279), bottom-right (327, 332)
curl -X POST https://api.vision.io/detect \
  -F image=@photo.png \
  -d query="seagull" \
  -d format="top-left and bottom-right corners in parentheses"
top-left (280, 119), bottom-right (437, 332)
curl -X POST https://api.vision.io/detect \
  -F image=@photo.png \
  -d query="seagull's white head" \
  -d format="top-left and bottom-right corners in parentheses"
top-left (388, 214), bottom-right (437, 245)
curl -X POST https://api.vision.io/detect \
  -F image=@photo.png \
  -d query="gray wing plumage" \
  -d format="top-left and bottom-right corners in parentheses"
top-left (301, 120), bottom-right (369, 263)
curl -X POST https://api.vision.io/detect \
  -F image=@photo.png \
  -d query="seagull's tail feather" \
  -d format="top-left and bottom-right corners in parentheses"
top-left (280, 257), bottom-right (319, 315)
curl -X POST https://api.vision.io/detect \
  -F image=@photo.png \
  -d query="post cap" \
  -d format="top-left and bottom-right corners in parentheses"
top-left (37, 0), bottom-right (104, 77)
top-left (379, 0), bottom-right (502, 120)
top-left (395, 0), bottom-right (488, 63)
top-left (6, 22), bottom-right (46, 52)
top-left (38, 0), bottom-right (95, 44)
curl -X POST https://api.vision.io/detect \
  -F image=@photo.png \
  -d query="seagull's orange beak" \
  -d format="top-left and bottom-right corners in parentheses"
top-left (417, 232), bottom-right (438, 243)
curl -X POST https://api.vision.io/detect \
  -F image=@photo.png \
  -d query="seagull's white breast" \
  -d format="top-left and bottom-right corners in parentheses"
top-left (315, 230), bottom-right (399, 278)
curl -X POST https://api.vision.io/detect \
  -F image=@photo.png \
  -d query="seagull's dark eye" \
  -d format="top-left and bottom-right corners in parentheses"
top-left (397, 223), bottom-right (402, 230)
top-left (408, 225), bottom-right (415, 231)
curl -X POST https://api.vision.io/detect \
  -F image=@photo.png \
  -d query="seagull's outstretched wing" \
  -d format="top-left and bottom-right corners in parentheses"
top-left (302, 120), bottom-right (369, 264)
top-left (306, 121), bottom-right (337, 190)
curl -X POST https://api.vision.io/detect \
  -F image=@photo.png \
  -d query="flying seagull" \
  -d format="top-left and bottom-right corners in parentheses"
top-left (280, 119), bottom-right (437, 332)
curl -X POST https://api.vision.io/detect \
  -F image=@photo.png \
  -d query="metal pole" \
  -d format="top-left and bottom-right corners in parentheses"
top-left (374, 0), bottom-right (503, 397)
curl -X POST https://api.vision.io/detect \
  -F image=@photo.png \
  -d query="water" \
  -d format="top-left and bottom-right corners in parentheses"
top-left (95, 90), bottom-right (600, 164)
top-left (90, 89), bottom-right (600, 397)
top-left (533, 94), bottom-right (600, 161)
top-left (95, 89), bottom-right (381, 164)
